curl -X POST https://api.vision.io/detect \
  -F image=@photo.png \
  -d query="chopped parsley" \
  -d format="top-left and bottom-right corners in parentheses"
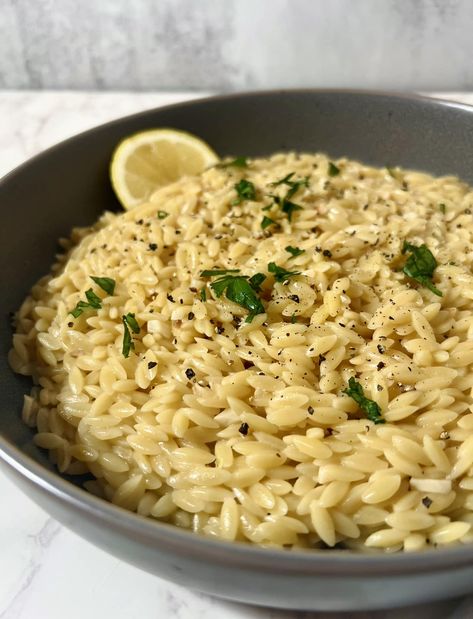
top-left (232, 179), bottom-right (256, 205)
top-left (268, 262), bottom-right (301, 283)
top-left (401, 241), bottom-right (442, 296)
top-left (285, 246), bottom-right (305, 258)
top-left (157, 210), bottom-right (169, 219)
top-left (90, 276), bottom-right (116, 295)
top-left (70, 288), bottom-right (102, 318)
top-left (202, 271), bottom-right (265, 322)
top-left (343, 377), bottom-right (385, 424)
top-left (218, 156), bottom-right (248, 169)
top-left (270, 172), bottom-right (296, 187)
top-left (200, 287), bottom-right (207, 302)
top-left (291, 313), bottom-right (297, 323)
top-left (439, 203), bottom-right (446, 214)
top-left (248, 273), bottom-right (266, 292)
top-left (269, 173), bottom-right (309, 221)
top-left (328, 162), bottom-right (340, 177)
top-left (122, 313), bottom-right (140, 358)
top-left (261, 215), bottom-right (277, 229)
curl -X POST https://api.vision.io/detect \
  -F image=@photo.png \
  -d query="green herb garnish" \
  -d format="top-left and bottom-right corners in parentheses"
top-left (268, 262), bottom-right (301, 283)
top-left (270, 172), bottom-right (296, 187)
top-left (85, 289), bottom-right (102, 308)
top-left (291, 313), bottom-right (297, 323)
top-left (439, 203), bottom-right (446, 214)
top-left (401, 241), bottom-right (442, 296)
top-left (157, 210), bottom-right (169, 219)
top-left (285, 246), bottom-right (305, 258)
top-left (70, 301), bottom-right (94, 319)
top-left (218, 157), bottom-right (248, 169)
top-left (200, 269), bottom-right (240, 277)
top-left (386, 167), bottom-right (397, 179)
top-left (200, 287), bottom-right (207, 301)
top-left (122, 312), bottom-right (140, 358)
top-left (269, 173), bottom-right (309, 221)
top-left (261, 215), bottom-right (277, 230)
top-left (90, 276), bottom-right (116, 295)
top-left (70, 288), bottom-right (102, 318)
top-left (232, 179), bottom-right (256, 205)
top-left (206, 273), bottom-right (265, 322)
top-left (328, 162), bottom-right (340, 177)
top-left (343, 377), bottom-right (385, 424)
top-left (248, 273), bottom-right (266, 292)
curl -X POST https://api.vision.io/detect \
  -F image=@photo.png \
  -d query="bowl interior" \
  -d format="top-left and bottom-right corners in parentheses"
top-left (2, 90), bottom-right (473, 489)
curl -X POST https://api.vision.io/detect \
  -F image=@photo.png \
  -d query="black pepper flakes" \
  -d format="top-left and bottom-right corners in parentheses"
top-left (308, 406), bottom-right (314, 415)
top-left (377, 384), bottom-right (383, 391)
top-left (67, 321), bottom-right (73, 327)
top-left (422, 496), bottom-right (433, 509)
top-left (187, 312), bottom-right (195, 320)
top-left (148, 361), bottom-right (157, 370)
top-left (239, 422), bottom-right (249, 436)
top-left (167, 294), bottom-right (175, 302)
top-left (377, 361), bottom-right (385, 370)
top-left (288, 294), bottom-right (300, 303)
top-left (322, 249), bottom-right (332, 258)
top-left (377, 344), bottom-right (385, 354)
top-left (185, 368), bottom-right (195, 380)
top-left (318, 354), bottom-right (326, 365)
top-left (216, 325), bottom-right (225, 334)
top-left (148, 243), bottom-right (158, 251)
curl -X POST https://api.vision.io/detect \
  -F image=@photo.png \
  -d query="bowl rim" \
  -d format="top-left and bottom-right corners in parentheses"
top-left (2, 88), bottom-right (473, 575)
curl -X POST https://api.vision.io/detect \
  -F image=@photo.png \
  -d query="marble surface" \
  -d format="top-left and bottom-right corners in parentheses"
top-left (3, 1), bottom-right (473, 91)
top-left (2, 90), bottom-right (473, 619)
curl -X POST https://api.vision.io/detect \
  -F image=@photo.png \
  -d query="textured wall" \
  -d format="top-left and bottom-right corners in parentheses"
top-left (2, 0), bottom-right (473, 91)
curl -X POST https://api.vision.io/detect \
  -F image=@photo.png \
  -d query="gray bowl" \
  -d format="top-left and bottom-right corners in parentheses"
top-left (1, 90), bottom-right (473, 612)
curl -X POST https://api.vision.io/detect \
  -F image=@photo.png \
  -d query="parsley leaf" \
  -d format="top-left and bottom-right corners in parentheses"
top-left (232, 179), bottom-right (256, 205)
top-left (268, 173), bottom-right (309, 222)
top-left (270, 172), bottom-right (296, 187)
top-left (200, 269), bottom-right (240, 277)
top-left (401, 241), bottom-right (442, 296)
top-left (70, 301), bottom-right (94, 318)
top-left (200, 287), bottom-right (207, 302)
top-left (90, 276), bottom-right (116, 295)
top-left (343, 377), bottom-right (385, 424)
top-left (122, 313), bottom-right (140, 358)
top-left (157, 210), bottom-right (169, 219)
top-left (124, 312), bottom-right (140, 334)
top-left (208, 274), bottom-right (265, 322)
top-left (218, 156), bottom-right (248, 169)
top-left (285, 246), bottom-right (305, 258)
top-left (328, 162), bottom-right (340, 177)
top-left (85, 288), bottom-right (102, 308)
top-left (268, 262), bottom-right (301, 282)
top-left (248, 273), bottom-right (266, 292)
top-left (70, 288), bottom-right (103, 317)
top-left (261, 215), bottom-right (277, 229)
top-left (281, 199), bottom-right (303, 221)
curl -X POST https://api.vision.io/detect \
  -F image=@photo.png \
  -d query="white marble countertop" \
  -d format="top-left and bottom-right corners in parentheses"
top-left (2, 90), bottom-right (473, 619)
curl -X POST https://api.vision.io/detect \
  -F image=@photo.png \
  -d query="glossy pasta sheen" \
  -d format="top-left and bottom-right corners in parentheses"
top-left (9, 152), bottom-right (473, 552)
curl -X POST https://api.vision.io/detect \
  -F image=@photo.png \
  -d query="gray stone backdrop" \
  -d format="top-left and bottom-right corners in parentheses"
top-left (1, 0), bottom-right (473, 91)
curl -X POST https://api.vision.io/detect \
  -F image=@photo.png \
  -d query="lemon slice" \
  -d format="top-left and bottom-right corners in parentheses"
top-left (110, 128), bottom-right (219, 209)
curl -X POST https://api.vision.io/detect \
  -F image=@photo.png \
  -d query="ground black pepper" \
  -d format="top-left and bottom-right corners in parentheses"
top-left (239, 422), bottom-right (249, 436)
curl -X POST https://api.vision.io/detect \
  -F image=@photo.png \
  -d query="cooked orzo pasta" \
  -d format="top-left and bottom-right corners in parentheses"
top-left (10, 152), bottom-right (473, 552)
